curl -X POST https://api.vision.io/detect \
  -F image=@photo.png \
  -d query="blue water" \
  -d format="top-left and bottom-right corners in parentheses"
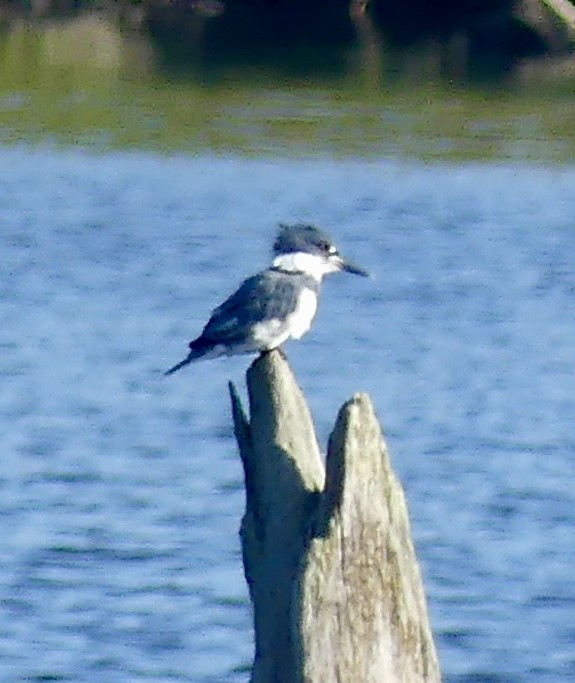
top-left (1, 147), bottom-right (574, 682)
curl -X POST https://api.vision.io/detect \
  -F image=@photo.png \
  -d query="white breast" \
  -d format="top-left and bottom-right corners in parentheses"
top-left (250, 287), bottom-right (319, 350)
top-left (287, 287), bottom-right (318, 339)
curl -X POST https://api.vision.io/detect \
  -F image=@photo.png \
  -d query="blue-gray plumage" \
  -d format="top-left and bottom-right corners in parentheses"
top-left (165, 224), bottom-right (368, 375)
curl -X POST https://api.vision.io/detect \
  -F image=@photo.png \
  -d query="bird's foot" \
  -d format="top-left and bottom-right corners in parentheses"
top-left (259, 347), bottom-right (287, 361)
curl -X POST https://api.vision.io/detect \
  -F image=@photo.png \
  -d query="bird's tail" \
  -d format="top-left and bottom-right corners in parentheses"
top-left (164, 341), bottom-right (212, 376)
top-left (164, 355), bottom-right (194, 376)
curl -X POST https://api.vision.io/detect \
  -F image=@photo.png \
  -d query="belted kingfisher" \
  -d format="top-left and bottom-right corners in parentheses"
top-left (165, 223), bottom-right (368, 375)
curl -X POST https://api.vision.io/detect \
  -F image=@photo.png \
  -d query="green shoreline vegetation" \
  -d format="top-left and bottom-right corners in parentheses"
top-left (1, 5), bottom-right (575, 161)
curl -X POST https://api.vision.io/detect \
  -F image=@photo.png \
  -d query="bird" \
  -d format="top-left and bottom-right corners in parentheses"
top-left (164, 223), bottom-right (368, 375)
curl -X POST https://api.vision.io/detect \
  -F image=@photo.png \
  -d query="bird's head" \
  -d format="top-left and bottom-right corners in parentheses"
top-left (272, 224), bottom-right (369, 281)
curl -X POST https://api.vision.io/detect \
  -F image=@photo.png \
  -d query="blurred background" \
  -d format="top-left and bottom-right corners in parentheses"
top-left (1, 1), bottom-right (574, 682)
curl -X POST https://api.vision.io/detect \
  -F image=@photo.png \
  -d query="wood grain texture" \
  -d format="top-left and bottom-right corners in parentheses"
top-left (230, 350), bottom-right (441, 683)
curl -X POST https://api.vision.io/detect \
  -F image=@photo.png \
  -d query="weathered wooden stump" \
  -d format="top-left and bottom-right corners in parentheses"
top-left (229, 350), bottom-right (441, 683)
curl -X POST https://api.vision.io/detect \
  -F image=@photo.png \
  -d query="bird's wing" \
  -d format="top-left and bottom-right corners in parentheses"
top-left (199, 270), bottom-right (300, 344)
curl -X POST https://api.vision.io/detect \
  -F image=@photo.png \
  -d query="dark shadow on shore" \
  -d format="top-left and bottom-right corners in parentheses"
top-left (1, 0), bottom-right (573, 82)
top-left (142, 0), bottom-right (564, 83)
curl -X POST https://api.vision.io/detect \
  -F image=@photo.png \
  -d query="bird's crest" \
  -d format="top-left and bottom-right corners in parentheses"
top-left (273, 224), bottom-right (336, 257)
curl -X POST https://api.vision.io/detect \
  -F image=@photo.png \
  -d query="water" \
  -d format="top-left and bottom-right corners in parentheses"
top-left (1, 14), bottom-right (575, 682)
top-left (1, 148), bottom-right (574, 682)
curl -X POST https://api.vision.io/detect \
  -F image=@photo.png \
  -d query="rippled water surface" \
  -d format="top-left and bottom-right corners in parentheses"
top-left (1, 147), bottom-right (574, 682)
top-left (2, 18), bottom-right (575, 679)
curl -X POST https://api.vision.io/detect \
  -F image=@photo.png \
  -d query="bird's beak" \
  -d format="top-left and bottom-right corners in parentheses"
top-left (338, 256), bottom-right (369, 277)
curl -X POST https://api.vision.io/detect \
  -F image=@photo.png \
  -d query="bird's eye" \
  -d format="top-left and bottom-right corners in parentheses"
top-left (328, 245), bottom-right (338, 256)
